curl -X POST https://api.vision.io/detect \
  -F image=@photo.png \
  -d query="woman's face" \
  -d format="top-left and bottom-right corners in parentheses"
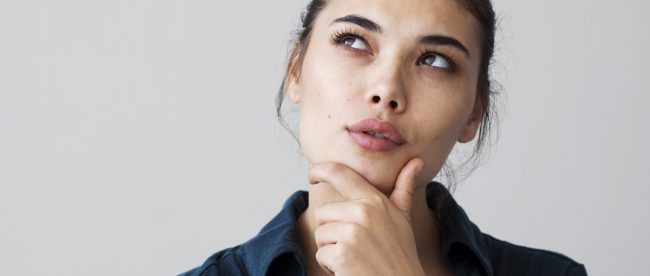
top-left (287, 0), bottom-right (484, 194)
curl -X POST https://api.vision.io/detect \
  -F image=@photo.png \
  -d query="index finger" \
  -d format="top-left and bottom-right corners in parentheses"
top-left (308, 162), bottom-right (379, 200)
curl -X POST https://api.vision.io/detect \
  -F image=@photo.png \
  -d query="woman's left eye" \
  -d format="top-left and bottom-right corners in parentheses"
top-left (340, 36), bottom-right (369, 51)
top-left (418, 53), bottom-right (451, 69)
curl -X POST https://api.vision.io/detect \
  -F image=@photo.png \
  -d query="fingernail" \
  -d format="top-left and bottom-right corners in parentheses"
top-left (415, 162), bottom-right (424, 176)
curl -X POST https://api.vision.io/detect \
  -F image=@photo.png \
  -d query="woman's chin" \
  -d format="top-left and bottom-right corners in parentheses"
top-left (329, 153), bottom-right (404, 196)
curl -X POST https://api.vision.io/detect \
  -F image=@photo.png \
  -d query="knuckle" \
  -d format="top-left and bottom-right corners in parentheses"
top-left (314, 225), bottom-right (324, 239)
top-left (335, 243), bottom-right (353, 266)
top-left (343, 224), bottom-right (355, 239)
top-left (314, 206), bottom-right (325, 221)
top-left (368, 194), bottom-right (385, 207)
top-left (322, 163), bottom-right (339, 176)
top-left (315, 247), bottom-right (325, 260)
top-left (353, 204), bottom-right (371, 223)
top-left (336, 243), bottom-right (347, 258)
top-left (344, 223), bottom-right (362, 243)
top-left (317, 244), bottom-right (346, 269)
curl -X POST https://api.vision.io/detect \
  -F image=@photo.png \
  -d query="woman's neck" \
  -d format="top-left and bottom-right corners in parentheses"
top-left (297, 182), bottom-right (448, 275)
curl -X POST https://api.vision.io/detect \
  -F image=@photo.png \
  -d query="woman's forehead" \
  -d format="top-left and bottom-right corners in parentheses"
top-left (317, 0), bottom-right (482, 55)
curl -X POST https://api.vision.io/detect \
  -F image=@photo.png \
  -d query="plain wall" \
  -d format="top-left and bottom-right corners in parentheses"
top-left (1, 0), bottom-right (648, 275)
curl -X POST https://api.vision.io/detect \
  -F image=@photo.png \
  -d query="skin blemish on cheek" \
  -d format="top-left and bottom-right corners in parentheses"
top-left (328, 114), bottom-right (331, 119)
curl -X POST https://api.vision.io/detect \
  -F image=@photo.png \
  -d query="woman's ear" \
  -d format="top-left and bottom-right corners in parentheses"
top-left (458, 98), bottom-right (485, 143)
top-left (284, 42), bottom-right (303, 104)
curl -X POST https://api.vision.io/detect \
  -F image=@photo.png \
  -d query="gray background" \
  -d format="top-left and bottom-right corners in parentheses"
top-left (1, 0), bottom-right (648, 275)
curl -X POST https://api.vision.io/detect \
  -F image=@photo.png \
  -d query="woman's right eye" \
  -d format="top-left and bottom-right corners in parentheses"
top-left (339, 36), bottom-right (369, 51)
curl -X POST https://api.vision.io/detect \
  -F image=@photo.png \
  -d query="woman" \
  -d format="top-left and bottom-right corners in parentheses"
top-left (183, 0), bottom-right (587, 275)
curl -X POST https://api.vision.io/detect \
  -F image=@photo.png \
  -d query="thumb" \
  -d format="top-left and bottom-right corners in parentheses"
top-left (389, 158), bottom-right (424, 216)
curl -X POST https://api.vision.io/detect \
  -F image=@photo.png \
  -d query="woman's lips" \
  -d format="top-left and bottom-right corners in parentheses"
top-left (347, 118), bottom-right (405, 152)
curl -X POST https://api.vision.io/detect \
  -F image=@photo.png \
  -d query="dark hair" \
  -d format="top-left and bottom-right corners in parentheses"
top-left (275, 0), bottom-right (498, 191)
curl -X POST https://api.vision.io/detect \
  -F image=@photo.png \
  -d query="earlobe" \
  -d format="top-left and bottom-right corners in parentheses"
top-left (458, 100), bottom-right (485, 143)
top-left (285, 43), bottom-right (303, 104)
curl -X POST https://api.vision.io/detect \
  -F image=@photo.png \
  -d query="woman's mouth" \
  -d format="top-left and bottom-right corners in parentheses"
top-left (347, 119), bottom-right (405, 152)
top-left (364, 131), bottom-right (386, 139)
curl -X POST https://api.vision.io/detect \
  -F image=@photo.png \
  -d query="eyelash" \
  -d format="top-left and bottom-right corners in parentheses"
top-left (331, 29), bottom-right (457, 71)
top-left (418, 48), bottom-right (457, 71)
top-left (331, 28), bottom-right (369, 51)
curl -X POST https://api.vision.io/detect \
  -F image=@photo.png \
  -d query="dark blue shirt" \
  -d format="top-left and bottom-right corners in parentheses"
top-left (181, 182), bottom-right (587, 275)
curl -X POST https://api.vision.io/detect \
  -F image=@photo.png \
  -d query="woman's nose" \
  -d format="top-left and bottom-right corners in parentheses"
top-left (366, 63), bottom-right (407, 114)
top-left (370, 95), bottom-right (400, 110)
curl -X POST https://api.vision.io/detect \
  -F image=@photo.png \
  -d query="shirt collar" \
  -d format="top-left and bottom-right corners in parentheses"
top-left (240, 190), bottom-right (308, 276)
top-left (240, 182), bottom-right (493, 276)
top-left (427, 181), bottom-right (494, 276)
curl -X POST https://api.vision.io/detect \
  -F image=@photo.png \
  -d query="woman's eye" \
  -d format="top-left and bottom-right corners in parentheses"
top-left (340, 36), bottom-right (368, 51)
top-left (419, 54), bottom-right (451, 69)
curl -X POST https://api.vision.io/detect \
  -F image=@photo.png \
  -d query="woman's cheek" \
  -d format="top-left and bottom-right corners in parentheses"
top-left (296, 92), bottom-right (344, 164)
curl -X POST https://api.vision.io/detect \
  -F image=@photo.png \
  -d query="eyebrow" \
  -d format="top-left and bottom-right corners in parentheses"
top-left (332, 15), bottom-right (383, 33)
top-left (332, 14), bottom-right (471, 59)
top-left (419, 35), bottom-right (470, 58)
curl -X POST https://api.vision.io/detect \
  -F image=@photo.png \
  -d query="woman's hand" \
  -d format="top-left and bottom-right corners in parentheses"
top-left (308, 158), bottom-right (426, 276)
